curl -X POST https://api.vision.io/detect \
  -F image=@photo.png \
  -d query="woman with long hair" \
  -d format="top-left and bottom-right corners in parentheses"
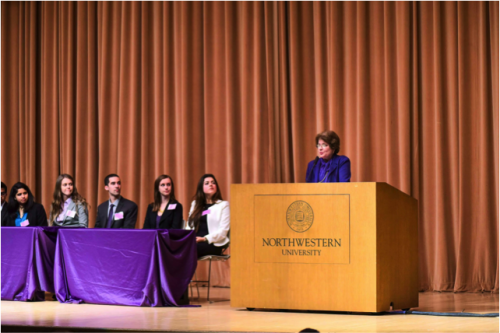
top-left (49, 174), bottom-right (89, 227)
top-left (143, 175), bottom-right (183, 229)
top-left (187, 174), bottom-right (230, 258)
top-left (4, 182), bottom-right (47, 227)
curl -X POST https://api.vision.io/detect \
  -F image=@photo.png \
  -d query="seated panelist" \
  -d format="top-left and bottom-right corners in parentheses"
top-left (186, 174), bottom-right (230, 258)
top-left (95, 174), bottom-right (138, 229)
top-left (49, 174), bottom-right (89, 228)
top-left (4, 182), bottom-right (48, 227)
top-left (143, 175), bottom-right (183, 229)
top-left (306, 130), bottom-right (351, 183)
top-left (1, 182), bottom-right (8, 223)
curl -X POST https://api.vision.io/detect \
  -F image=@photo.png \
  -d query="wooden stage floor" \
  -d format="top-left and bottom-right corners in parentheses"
top-left (1, 288), bottom-right (498, 332)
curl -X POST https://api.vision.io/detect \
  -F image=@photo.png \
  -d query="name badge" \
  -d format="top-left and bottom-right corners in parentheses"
top-left (168, 204), bottom-right (177, 210)
top-left (67, 210), bottom-right (76, 218)
top-left (114, 212), bottom-right (124, 220)
top-left (20, 220), bottom-right (30, 227)
top-left (202, 210), bottom-right (211, 216)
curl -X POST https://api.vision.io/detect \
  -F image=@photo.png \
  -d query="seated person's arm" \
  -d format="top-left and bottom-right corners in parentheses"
top-left (123, 204), bottom-right (138, 229)
top-left (172, 204), bottom-right (183, 229)
top-left (205, 203), bottom-right (230, 244)
top-left (78, 204), bottom-right (88, 228)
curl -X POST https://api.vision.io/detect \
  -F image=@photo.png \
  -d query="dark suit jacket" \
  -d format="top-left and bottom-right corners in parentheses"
top-left (1, 203), bottom-right (8, 225)
top-left (95, 197), bottom-right (138, 229)
top-left (143, 200), bottom-right (183, 229)
top-left (3, 202), bottom-right (48, 227)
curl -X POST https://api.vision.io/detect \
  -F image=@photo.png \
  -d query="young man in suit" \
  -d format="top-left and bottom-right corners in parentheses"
top-left (95, 174), bottom-right (138, 229)
top-left (1, 182), bottom-right (8, 224)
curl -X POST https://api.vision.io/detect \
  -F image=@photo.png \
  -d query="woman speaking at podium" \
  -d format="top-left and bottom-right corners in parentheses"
top-left (306, 130), bottom-right (351, 183)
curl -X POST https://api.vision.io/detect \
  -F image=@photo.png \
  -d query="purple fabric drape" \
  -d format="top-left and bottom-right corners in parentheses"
top-left (54, 229), bottom-right (197, 307)
top-left (1, 227), bottom-right (58, 301)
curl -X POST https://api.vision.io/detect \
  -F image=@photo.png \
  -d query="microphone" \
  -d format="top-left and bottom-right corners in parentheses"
top-left (306, 157), bottom-right (319, 182)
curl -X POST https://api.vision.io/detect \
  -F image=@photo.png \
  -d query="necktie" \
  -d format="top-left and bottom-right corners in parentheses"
top-left (106, 204), bottom-right (115, 228)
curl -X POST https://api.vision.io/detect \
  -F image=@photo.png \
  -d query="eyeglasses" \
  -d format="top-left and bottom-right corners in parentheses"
top-left (316, 144), bottom-right (329, 149)
top-left (1, 192), bottom-right (5, 196)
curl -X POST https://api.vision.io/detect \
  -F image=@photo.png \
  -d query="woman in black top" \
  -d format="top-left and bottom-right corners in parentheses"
top-left (4, 182), bottom-right (48, 227)
top-left (143, 175), bottom-right (183, 229)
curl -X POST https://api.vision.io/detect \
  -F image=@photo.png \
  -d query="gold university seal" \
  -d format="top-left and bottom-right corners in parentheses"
top-left (286, 200), bottom-right (314, 233)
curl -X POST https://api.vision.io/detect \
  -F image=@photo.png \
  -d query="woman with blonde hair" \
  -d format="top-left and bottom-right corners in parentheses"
top-left (49, 174), bottom-right (89, 227)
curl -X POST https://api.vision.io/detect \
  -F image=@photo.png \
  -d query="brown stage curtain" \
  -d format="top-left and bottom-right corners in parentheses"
top-left (1, 1), bottom-right (498, 292)
top-left (415, 1), bottom-right (499, 292)
top-left (2, 2), bottom-right (39, 194)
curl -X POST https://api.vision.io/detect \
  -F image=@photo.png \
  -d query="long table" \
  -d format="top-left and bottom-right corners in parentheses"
top-left (1, 227), bottom-right (197, 307)
top-left (1, 227), bottom-right (58, 301)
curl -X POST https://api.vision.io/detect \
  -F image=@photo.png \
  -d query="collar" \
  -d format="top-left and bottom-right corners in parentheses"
top-left (109, 196), bottom-right (121, 208)
top-left (320, 155), bottom-right (335, 164)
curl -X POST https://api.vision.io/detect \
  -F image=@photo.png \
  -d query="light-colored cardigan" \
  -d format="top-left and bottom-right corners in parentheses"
top-left (185, 199), bottom-right (230, 247)
top-left (50, 198), bottom-right (88, 228)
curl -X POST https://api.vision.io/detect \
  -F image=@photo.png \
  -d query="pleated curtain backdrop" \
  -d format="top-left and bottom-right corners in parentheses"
top-left (1, 1), bottom-right (498, 292)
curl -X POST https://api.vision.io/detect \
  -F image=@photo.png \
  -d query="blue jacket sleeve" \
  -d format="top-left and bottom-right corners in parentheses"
top-left (305, 161), bottom-right (314, 183)
top-left (338, 156), bottom-right (351, 182)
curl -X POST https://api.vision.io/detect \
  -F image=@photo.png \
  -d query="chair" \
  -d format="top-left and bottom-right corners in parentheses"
top-left (190, 242), bottom-right (230, 303)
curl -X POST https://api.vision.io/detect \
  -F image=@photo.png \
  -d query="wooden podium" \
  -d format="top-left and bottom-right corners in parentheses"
top-left (230, 182), bottom-right (418, 312)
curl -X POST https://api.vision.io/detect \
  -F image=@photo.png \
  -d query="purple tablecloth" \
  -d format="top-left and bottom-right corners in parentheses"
top-left (1, 227), bottom-right (58, 301)
top-left (54, 229), bottom-right (197, 307)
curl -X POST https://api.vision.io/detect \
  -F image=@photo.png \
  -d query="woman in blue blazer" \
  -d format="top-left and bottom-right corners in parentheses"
top-left (4, 182), bottom-right (48, 227)
top-left (143, 175), bottom-right (183, 229)
top-left (306, 130), bottom-right (351, 183)
top-left (49, 174), bottom-right (89, 227)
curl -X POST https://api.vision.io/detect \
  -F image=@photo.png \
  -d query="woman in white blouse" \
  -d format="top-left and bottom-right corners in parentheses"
top-left (186, 174), bottom-right (230, 257)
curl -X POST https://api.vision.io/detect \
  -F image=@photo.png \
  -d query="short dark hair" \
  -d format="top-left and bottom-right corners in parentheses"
top-left (1, 182), bottom-right (6, 191)
top-left (104, 174), bottom-right (120, 186)
top-left (315, 130), bottom-right (341, 155)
